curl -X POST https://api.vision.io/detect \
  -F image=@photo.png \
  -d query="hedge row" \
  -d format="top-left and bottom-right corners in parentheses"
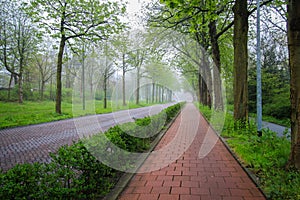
top-left (0, 102), bottom-right (183, 199)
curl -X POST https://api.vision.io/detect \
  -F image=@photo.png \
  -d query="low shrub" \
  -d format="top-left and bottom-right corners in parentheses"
top-left (0, 142), bottom-right (116, 199)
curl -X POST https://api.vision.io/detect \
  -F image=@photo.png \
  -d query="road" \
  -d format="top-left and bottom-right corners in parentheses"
top-left (262, 121), bottom-right (291, 138)
top-left (0, 103), bottom-right (174, 171)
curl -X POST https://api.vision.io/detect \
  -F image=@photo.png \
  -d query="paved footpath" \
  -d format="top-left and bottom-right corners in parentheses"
top-left (0, 104), bottom-right (173, 171)
top-left (119, 103), bottom-right (266, 200)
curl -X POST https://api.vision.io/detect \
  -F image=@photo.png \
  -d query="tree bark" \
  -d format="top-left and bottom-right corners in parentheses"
top-left (162, 87), bottom-right (164, 102)
top-left (41, 80), bottom-right (45, 101)
top-left (104, 75), bottom-right (107, 109)
top-left (50, 74), bottom-right (53, 101)
top-left (82, 47), bottom-right (85, 110)
top-left (198, 70), bottom-right (203, 104)
top-left (65, 66), bottom-right (71, 89)
top-left (233, 0), bottom-right (249, 123)
top-left (136, 67), bottom-right (140, 105)
top-left (156, 84), bottom-right (159, 103)
top-left (202, 77), bottom-right (208, 106)
top-left (122, 54), bottom-right (126, 106)
top-left (200, 48), bottom-right (212, 108)
top-left (209, 20), bottom-right (223, 111)
top-left (7, 73), bottom-right (13, 100)
top-left (152, 82), bottom-right (155, 103)
top-left (287, 0), bottom-right (300, 169)
top-left (18, 73), bottom-right (23, 103)
top-left (18, 56), bottom-right (24, 104)
top-left (158, 85), bottom-right (162, 103)
top-left (55, 37), bottom-right (66, 114)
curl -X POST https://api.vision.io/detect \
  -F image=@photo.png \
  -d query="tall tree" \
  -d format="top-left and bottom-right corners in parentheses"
top-left (233, 0), bottom-right (249, 123)
top-left (0, 0), bottom-right (38, 103)
top-left (27, 0), bottom-right (125, 114)
top-left (147, 0), bottom-right (234, 110)
top-left (287, 0), bottom-right (300, 169)
top-left (127, 30), bottom-right (148, 105)
top-left (35, 49), bottom-right (55, 100)
top-left (129, 49), bottom-right (147, 105)
top-left (111, 33), bottom-right (135, 106)
top-left (86, 48), bottom-right (100, 99)
top-left (101, 41), bottom-right (116, 109)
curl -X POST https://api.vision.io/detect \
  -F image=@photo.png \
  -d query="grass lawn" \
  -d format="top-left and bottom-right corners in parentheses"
top-left (0, 100), bottom-right (155, 129)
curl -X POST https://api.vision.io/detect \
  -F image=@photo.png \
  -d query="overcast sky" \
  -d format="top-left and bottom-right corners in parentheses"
top-left (125, 0), bottom-right (151, 27)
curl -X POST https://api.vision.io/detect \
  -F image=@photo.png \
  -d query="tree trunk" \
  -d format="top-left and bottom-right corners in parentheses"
top-left (209, 20), bottom-right (223, 111)
top-left (136, 67), bottom-right (140, 105)
top-left (41, 80), bottom-right (45, 101)
top-left (202, 78), bottom-right (208, 106)
top-left (122, 54), bottom-right (126, 106)
top-left (7, 73), bottom-right (13, 100)
top-left (55, 37), bottom-right (66, 114)
top-left (82, 45), bottom-right (85, 110)
top-left (146, 83), bottom-right (149, 104)
top-left (18, 56), bottom-right (24, 104)
top-left (200, 48), bottom-right (212, 108)
top-left (90, 81), bottom-right (93, 99)
top-left (155, 84), bottom-right (159, 103)
top-left (287, 0), bottom-right (300, 170)
top-left (162, 87), bottom-right (164, 102)
top-left (104, 75), bottom-right (107, 109)
top-left (13, 74), bottom-right (18, 86)
top-left (18, 73), bottom-right (23, 103)
top-left (158, 85), bottom-right (161, 103)
top-left (50, 74), bottom-right (53, 101)
top-left (198, 69), bottom-right (203, 104)
top-left (233, 0), bottom-right (249, 123)
top-left (152, 82), bottom-right (155, 103)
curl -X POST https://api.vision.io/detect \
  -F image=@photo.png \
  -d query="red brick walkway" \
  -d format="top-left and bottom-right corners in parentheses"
top-left (118, 103), bottom-right (266, 200)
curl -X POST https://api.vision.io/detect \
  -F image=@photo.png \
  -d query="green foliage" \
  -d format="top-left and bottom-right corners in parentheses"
top-left (26, 0), bottom-right (126, 42)
top-left (0, 86), bottom-right (69, 102)
top-left (0, 163), bottom-right (49, 199)
top-left (198, 104), bottom-right (299, 199)
top-left (0, 102), bottom-right (183, 199)
top-left (248, 36), bottom-right (290, 122)
top-left (49, 141), bottom-right (115, 198)
top-left (225, 127), bottom-right (300, 200)
top-left (196, 102), bottom-right (213, 119)
top-left (0, 142), bottom-right (115, 199)
top-left (165, 102), bottom-right (182, 121)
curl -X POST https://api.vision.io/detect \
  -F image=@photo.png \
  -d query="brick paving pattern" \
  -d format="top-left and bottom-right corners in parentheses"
top-left (119, 103), bottom-right (266, 200)
top-left (0, 104), bottom-right (173, 171)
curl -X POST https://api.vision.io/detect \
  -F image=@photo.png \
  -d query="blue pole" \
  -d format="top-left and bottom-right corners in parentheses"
top-left (257, 0), bottom-right (262, 136)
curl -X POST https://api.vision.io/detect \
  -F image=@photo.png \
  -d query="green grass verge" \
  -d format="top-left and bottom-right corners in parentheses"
top-left (0, 100), bottom-right (157, 129)
top-left (197, 103), bottom-right (300, 200)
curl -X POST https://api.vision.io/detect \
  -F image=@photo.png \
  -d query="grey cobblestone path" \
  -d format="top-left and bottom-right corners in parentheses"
top-left (0, 104), bottom-right (173, 171)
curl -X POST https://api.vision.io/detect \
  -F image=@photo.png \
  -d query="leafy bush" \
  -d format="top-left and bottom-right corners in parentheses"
top-left (0, 142), bottom-right (115, 199)
top-left (50, 141), bottom-right (115, 197)
top-left (0, 163), bottom-right (48, 199)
